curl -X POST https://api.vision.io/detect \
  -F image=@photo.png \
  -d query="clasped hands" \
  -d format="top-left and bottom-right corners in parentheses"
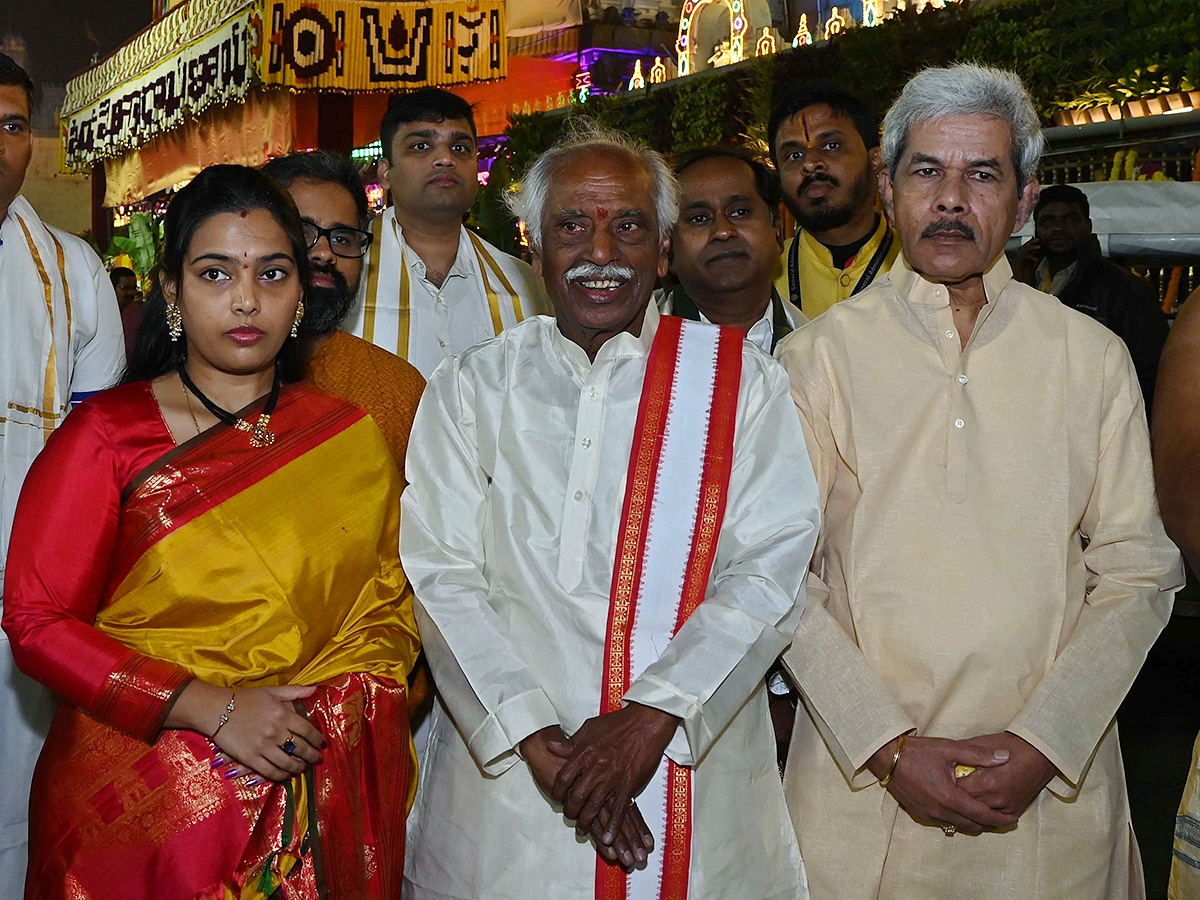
top-left (520, 702), bottom-right (680, 871)
top-left (868, 731), bottom-right (1059, 836)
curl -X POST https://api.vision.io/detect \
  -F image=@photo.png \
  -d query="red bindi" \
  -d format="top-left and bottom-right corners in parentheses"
top-left (239, 210), bottom-right (249, 218)
top-left (597, 207), bottom-right (609, 220)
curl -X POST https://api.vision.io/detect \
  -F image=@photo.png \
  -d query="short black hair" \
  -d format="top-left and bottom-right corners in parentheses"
top-left (380, 89), bottom-right (476, 162)
top-left (1035, 183), bottom-right (1089, 219)
top-left (261, 150), bottom-right (371, 230)
top-left (674, 147), bottom-right (782, 220)
top-left (0, 52), bottom-right (34, 114)
top-left (768, 82), bottom-right (880, 167)
top-left (109, 266), bottom-right (137, 284)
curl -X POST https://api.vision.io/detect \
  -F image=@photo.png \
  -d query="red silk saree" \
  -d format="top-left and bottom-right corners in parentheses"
top-left (3, 381), bottom-right (420, 900)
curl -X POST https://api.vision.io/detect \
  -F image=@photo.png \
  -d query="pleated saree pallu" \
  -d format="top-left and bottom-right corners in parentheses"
top-left (24, 385), bottom-right (420, 900)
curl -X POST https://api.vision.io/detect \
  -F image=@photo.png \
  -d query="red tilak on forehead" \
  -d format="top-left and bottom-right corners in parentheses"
top-left (596, 207), bottom-right (609, 220)
top-left (239, 210), bottom-right (249, 218)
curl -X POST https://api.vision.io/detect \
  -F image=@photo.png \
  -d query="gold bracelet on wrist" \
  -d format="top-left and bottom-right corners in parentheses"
top-left (210, 691), bottom-right (236, 740)
top-left (879, 733), bottom-right (907, 788)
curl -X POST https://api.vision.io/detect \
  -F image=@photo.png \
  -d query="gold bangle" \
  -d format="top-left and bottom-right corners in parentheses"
top-left (210, 691), bottom-right (236, 740)
top-left (879, 733), bottom-right (907, 788)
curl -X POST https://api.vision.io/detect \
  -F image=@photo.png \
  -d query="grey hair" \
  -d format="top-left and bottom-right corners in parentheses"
top-left (881, 64), bottom-right (1046, 188)
top-left (506, 119), bottom-right (681, 252)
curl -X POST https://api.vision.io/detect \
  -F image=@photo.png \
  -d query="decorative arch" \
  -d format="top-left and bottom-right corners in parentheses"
top-left (675, 0), bottom-right (748, 77)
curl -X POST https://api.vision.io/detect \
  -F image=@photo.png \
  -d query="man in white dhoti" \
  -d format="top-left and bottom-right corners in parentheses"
top-left (399, 121), bottom-right (820, 900)
top-left (776, 63), bottom-right (1184, 900)
top-left (345, 88), bottom-right (549, 377)
top-left (0, 53), bottom-right (124, 897)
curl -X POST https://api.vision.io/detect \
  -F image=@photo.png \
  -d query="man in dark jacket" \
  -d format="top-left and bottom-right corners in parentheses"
top-left (1012, 184), bottom-right (1168, 412)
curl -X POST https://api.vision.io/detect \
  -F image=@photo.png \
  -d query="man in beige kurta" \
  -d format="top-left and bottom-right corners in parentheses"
top-left (776, 63), bottom-right (1184, 900)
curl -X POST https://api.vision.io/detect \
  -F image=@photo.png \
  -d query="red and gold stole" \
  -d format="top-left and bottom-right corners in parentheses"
top-left (596, 316), bottom-right (743, 900)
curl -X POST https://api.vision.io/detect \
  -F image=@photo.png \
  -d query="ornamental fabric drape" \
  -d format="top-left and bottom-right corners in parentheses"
top-left (103, 89), bottom-right (298, 208)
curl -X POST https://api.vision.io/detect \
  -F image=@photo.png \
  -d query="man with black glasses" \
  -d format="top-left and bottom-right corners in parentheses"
top-left (263, 150), bottom-right (425, 479)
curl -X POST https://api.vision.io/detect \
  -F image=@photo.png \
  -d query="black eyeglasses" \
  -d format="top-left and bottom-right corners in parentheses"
top-left (302, 222), bottom-right (374, 259)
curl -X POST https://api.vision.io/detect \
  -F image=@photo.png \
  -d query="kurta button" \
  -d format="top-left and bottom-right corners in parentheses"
top-left (954, 418), bottom-right (965, 429)
top-left (958, 374), bottom-right (968, 384)
top-left (439, 340), bottom-right (446, 348)
top-left (573, 490), bottom-right (584, 501)
top-left (581, 437), bottom-right (592, 448)
top-left (587, 387), bottom-right (598, 398)
top-left (840, 273), bottom-right (851, 286)
top-left (945, 330), bottom-right (955, 339)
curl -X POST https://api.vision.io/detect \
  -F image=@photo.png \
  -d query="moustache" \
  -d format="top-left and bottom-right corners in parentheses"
top-left (799, 172), bottom-right (839, 193)
top-left (921, 219), bottom-right (975, 240)
top-left (564, 263), bottom-right (636, 283)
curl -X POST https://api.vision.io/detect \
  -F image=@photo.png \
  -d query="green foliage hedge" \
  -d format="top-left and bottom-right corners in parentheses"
top-left (482, 0), bottom-right (1199, 250)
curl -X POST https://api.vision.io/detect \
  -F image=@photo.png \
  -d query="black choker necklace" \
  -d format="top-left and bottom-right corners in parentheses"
top-left (177, 365), bottom-right (281, 448)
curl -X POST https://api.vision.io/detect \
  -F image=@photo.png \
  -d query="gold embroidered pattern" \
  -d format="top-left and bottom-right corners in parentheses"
top-left (15, 213), bottom-right (60, 440)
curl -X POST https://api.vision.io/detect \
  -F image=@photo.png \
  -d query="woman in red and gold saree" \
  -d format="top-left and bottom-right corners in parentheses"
top-left (2, 166), bottom-right (420, 900)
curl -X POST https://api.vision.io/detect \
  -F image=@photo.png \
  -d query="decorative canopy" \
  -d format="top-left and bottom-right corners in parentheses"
top-left (62, 0), bottom-right (508, 171)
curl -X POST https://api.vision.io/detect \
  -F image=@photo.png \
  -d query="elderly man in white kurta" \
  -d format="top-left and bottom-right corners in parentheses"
top-left (0, 55), bottom-right (124, 898)
top-left (776, 64), bottom-right (1184, 900)
top-left (400, 123), bottom-right (820, 900)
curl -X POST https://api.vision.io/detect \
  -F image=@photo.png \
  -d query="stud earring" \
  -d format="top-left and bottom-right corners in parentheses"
top-left (291, 300), bottom-right (305, 338)
top-left (166, 302), bottom-right (183, 342)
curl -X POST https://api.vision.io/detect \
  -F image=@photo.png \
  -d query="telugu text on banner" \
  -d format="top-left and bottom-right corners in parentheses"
top-left (262, 0), bottom-right (506, 90)
top-left (62, 0), bottom-right (260, 171)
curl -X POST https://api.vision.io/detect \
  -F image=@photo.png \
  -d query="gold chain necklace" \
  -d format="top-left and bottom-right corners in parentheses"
top-left (179, 378), bottom-right (202, 436)
top-left (177, 365), bottom-right (281, 449)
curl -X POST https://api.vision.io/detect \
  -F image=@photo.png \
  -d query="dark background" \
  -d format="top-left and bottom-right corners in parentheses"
top-left (4, 0), bottom-right (150, 93)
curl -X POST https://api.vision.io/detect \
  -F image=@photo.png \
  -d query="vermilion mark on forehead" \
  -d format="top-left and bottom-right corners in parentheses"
top-left (240, 210), bottom-right (249, 217)
top-left (597, 207), bottom-right (609, 220)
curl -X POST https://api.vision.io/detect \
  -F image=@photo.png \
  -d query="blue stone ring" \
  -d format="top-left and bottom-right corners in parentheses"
top-left (281, 736), bottom-right (297, 756)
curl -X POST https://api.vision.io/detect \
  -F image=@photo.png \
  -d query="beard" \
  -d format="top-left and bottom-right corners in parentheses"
top-left (303, 263), bottom-right (358, 335)
top-left (787, 166), bottom-right (874, 234)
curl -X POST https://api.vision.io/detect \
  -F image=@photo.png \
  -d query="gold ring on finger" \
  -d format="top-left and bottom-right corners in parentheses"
top-left (942, 823), bottom-right (956, 837)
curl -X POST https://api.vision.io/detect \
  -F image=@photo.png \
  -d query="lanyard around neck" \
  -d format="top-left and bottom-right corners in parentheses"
top-left (787, 223), bottom-right (894, 313)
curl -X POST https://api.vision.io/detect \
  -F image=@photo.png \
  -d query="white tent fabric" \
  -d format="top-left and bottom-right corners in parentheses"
top-left (507, 0), bottom-right (582, 36)
top-left (1010, 181), bottom-right (1200, 257)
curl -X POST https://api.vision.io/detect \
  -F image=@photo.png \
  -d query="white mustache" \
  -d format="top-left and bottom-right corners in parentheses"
top-left (565, 263), bottom-right (635, 283)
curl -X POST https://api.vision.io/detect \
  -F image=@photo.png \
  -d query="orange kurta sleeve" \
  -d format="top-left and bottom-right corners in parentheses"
top-left (307, 331), bottom-right (425, 482)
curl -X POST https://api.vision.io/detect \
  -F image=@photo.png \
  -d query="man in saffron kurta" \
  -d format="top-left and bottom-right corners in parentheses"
top-left (0, 54), bottom-right (124, 898)
top-left (400, 126), bottom-right (819, 900)
top-left (776, 64), bottom-right (1183, 900)
top-left (262, 151), bottom-right (426, 478)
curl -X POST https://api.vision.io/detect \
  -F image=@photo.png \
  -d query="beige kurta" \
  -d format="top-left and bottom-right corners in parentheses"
top-left (775, 253), bottom-right (1184, 900)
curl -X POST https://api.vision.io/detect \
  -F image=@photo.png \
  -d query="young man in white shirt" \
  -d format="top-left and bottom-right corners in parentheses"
top-left (345, 88), bottom-right (549, 377)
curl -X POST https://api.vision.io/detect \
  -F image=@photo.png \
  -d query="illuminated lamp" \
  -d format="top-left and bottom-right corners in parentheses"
top-left (792, 13), bottom-right (812, 47)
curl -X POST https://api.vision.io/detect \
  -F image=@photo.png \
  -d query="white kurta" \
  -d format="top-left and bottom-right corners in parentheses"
top-left (345, 208), bottom-right (550, 378)
top-left (400, 303), bottom-right (820, 900)
top-left (0, 195), bottom-right (124, 897)
top-left (657, 290), bottom-right (805, 355)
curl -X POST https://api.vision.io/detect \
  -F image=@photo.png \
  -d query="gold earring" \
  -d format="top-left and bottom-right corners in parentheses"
top-left (166, 302), bottom-right (183, 342)
top-left (291, 300), bottom-right (305, 338)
